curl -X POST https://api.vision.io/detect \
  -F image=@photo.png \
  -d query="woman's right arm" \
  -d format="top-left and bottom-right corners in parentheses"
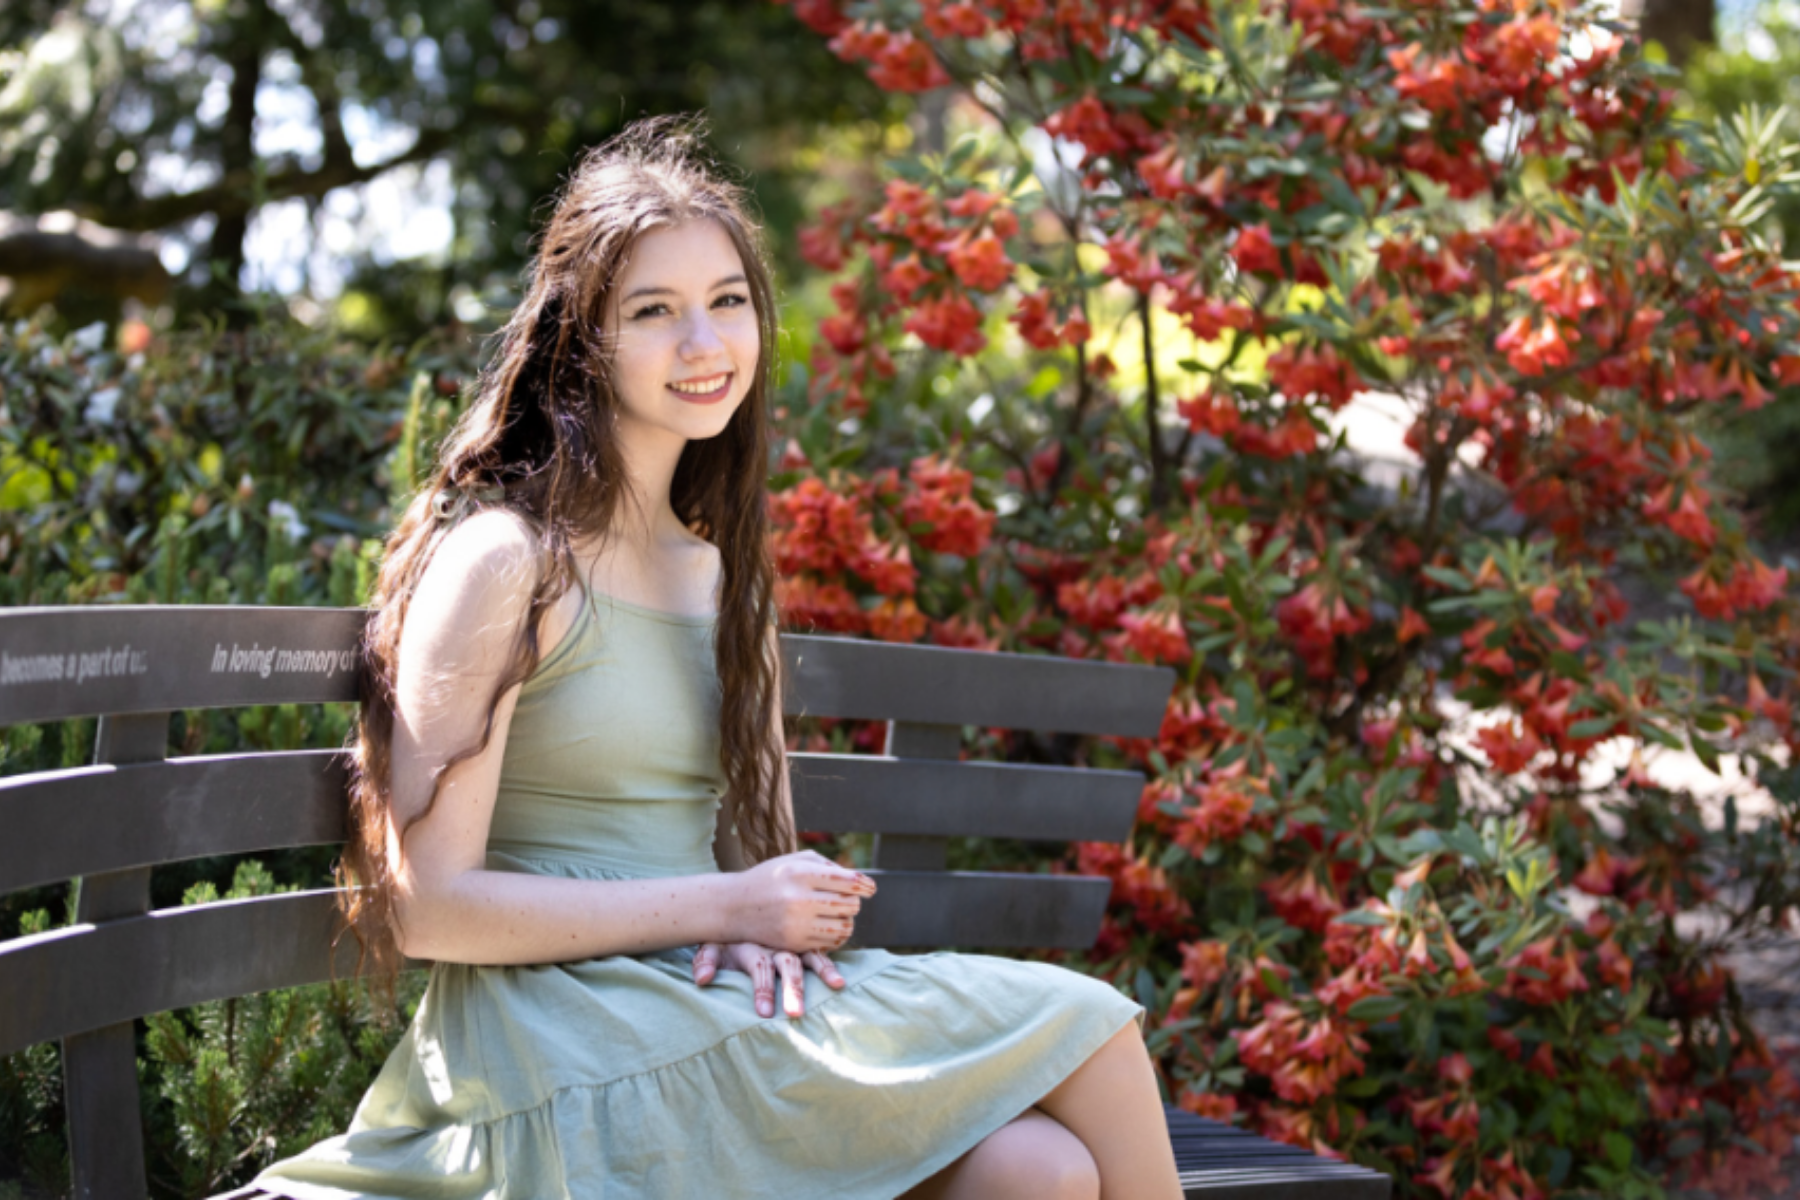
top-left (387, 513), bottom-right (870, 966)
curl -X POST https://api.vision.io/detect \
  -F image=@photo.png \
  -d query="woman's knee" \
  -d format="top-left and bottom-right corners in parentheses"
top-left (963, 1110), bottom-right (1099, 1200)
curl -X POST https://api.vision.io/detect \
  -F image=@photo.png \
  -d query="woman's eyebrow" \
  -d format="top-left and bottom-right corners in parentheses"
top-left (620, 274), bottom-right (749, 303)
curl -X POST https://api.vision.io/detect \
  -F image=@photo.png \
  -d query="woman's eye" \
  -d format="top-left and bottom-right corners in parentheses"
top-left (630, 293), bottom-right (748, 322)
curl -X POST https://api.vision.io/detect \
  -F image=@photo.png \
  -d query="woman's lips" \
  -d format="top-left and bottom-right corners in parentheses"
top-left (667, 372), bottom-right (733, 404)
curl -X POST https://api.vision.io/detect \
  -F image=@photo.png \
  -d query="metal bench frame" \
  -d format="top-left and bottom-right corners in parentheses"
top-left (0, 605), bottom-right (1389, 1199)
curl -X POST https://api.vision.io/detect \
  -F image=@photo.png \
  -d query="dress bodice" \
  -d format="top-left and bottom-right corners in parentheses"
top-left (487, 588), bottom-right (726, 879)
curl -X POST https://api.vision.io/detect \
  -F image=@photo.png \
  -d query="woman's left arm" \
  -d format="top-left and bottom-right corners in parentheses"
top-left (696, 625), bottom-right (849, 1017)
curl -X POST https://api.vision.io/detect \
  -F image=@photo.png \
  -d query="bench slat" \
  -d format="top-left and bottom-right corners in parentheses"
top-left (0, 612), bottom-right (1178, 742)
top-left (782, 634), bottom-right (1174, 738)
top-left (1, 873), bottom-right (1109, 1051)
top-left (1166, 1107), bottom-right (1392, 1199)
top-left (790, 754), bottom-right (1141, 843)
top-left (0, 891), bottom-right (356, 1056)
top-left (0, 606), bottom-right (365, 724)
top-left (0, 750), bottom-right (1140, 892)
top-left (0, 751), bottom-right (349, 893)
top-left (852, 871), bottom-right (1110, 949)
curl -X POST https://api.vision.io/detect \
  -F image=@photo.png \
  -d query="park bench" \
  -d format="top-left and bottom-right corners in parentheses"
top-left (0, 604), bottom-right (1391, 1200)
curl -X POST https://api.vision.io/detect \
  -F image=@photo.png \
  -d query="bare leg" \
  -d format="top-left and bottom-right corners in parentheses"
top-left (901, 1109), bottom-right (1099, 1200)
top-left (1034, 1022), bottom-right (1184, 1200)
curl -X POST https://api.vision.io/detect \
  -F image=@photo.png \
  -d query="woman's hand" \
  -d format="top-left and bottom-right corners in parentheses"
top-left (727, 849), bottom-right (874, 952)
top-left (693, 941), bottom-right (847, 1018)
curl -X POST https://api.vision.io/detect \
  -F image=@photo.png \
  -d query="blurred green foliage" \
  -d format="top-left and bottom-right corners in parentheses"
top-left (0, 313), bottom-right (473, 1196)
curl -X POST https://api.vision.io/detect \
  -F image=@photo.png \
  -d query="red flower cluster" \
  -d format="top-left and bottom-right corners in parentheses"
top-left (1501, 937), bottom-right (1590, 1007)
top-left (1267, 343), bottom-right (1358, 411)
top-left (770, 476), bottom-right (915, 596)
top-left (867, 596), bottom-right (928, 643)
top-left (1075, 841), bottom-right (1190, 935)
top-left (1165, 288), bottom-right (1258, 341)
top-left (1176, 389), bottom-right (1241, 438)
top-left (901, 455), bottom-right (995, 557)
top-left (1261, 865), bottom-right (1344, 934)
top-left (1233, 223), bottom-right (1326, 285)
top-left (776, 576), bottom-right (865, 634)
top-left (1275, 580), bottom-right (1372, 679)
top-left (1106, 607), bottom-right (1191, 666)
top-left (1232, 404), bottom-right (1320, 460)
top-left (1237, 1001), bottom-right (1369, 1105)
top-left (828, 23), bottom-right (950, 92)
top-left (903, 292), bottom-right (987, 355)
top-left (1010, 290), bottom-right (1091, 350)
top-left (920, 0), bottom-right (991, 39)
top-left (1045, 93), bottom-right (1153, 164)
top-left (1170, 768), bottom-right (1260, 853)
top-left (1680, 556), bottom-right (1788, 619)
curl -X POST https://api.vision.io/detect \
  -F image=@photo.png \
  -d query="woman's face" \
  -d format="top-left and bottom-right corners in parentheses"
top-left (604, 218), bottom-right (760, 450)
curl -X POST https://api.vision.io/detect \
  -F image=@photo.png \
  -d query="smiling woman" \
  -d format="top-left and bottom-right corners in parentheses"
top-left (245, 117), bottom-right (1180, 1200)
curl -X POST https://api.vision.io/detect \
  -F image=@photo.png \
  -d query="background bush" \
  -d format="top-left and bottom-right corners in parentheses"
top-left (762, 0), bottom-right (1800, 1196)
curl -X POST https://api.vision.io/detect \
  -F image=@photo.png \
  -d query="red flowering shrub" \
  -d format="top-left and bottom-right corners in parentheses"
top-left (770, 0), bottom-right (1800, 1193)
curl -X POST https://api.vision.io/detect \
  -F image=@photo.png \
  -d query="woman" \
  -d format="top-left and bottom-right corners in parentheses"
top-left (253, 119), bottom-right (1183, 1200)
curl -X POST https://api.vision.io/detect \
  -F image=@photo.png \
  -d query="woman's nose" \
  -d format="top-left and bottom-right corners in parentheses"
top-left (679, 311), bottom-right (727, 360)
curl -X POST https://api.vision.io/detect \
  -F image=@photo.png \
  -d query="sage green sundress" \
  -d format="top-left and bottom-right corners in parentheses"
top-left (254, 588), bottom-right (1142, 1200)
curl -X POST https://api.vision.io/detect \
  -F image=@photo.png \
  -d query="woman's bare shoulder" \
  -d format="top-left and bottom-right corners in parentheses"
top-left (404, 510), bottom-right (544, 665)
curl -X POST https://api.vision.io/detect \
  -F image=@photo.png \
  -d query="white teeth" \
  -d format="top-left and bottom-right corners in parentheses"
top-left (670, 374), bottom-right (728, 394)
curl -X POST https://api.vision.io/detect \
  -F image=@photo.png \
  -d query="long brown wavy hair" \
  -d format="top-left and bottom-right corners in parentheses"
top-left (339, 117), bottom-right (791, 987)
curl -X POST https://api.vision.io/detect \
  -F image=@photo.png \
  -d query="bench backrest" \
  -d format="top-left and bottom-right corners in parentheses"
top-left (0, 605), bottom-right (1173, 1198)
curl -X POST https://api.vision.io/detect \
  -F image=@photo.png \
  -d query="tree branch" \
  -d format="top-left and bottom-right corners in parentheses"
top-left (1140, 291), bottom-right (1171, 510)
top-left (0, 212), bottom-right (171, 310)
top-left (262, 6), bottom-right (355, 177)
top-left (76, 126), bottom-right (460, 234)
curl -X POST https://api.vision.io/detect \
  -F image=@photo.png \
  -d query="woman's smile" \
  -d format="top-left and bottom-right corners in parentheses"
top-left (669, 372), bottom-right (733, 403)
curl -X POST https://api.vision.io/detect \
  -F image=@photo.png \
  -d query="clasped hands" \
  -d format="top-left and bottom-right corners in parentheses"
top-left (693, 850), bottom-right (875, 1020)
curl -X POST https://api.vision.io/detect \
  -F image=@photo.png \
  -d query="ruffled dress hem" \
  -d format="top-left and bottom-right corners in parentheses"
top-left (252, 955), bottom-right (1141, 1200)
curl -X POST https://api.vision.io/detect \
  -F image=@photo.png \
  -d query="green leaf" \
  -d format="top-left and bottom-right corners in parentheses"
top-left (1692, 732), bottom-right (1722, 774)
top-left (1333, 908), bottom-right (1391, 927)
top-left (944, 136), bottom-right (981, 173)
top-left (1421, 565), bottom-right (1469, 589)
top-left (1347, 995), bottom-right (1410, 1021)
top-left (1548, 1147), bottom-right (1573, 1187)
